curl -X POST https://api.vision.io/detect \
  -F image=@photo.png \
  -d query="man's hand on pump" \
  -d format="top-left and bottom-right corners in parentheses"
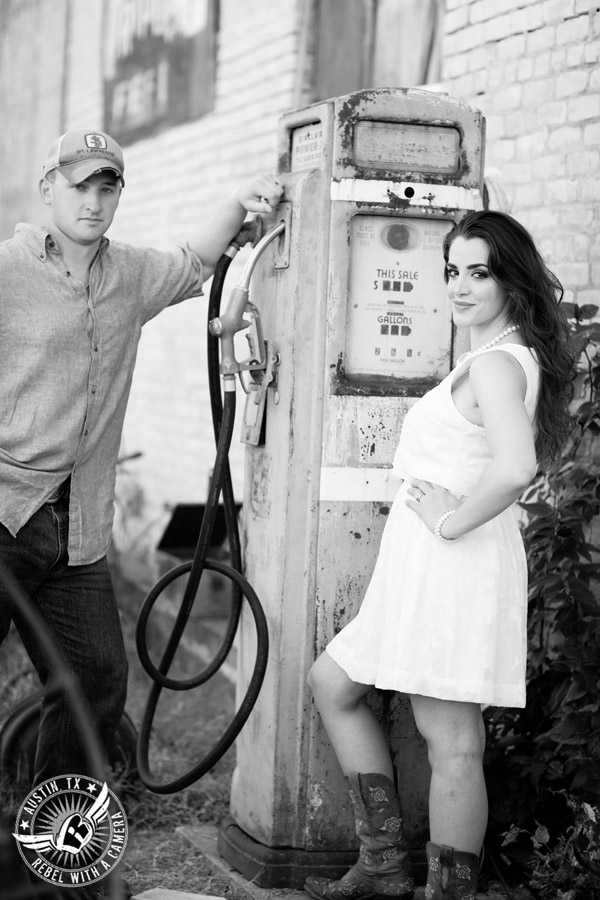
top-left (188, 172), bottom-right (284, 279)
top-left (237, 172), bottom-right (283, 214)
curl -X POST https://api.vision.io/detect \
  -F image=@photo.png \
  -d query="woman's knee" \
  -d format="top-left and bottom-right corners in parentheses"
top-left (307, 651), bottom-right (366, 712)
top-left (411, 696), bottom-right (485, 769)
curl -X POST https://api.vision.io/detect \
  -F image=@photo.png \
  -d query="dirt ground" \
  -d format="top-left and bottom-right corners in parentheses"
top-left (105, 564), bottom-right (240, 897)
top-left (0, 561), bottom-right (238, 897)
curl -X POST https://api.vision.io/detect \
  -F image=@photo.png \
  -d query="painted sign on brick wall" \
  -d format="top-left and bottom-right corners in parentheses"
top-left (102, 0), bottom-right (217, 144)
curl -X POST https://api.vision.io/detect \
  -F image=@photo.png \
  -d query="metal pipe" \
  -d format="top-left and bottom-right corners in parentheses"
top-left (238, 219), bottom-right (285, 290)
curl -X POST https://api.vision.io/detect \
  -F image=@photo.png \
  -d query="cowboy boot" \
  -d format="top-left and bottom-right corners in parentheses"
top-left (305, 773), bottom-right (415, 900)
top-left (424, 842), bottom-right (480, 899)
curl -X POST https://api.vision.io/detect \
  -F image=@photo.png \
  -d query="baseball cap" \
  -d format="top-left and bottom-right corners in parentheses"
top-left (43, 130), bottom-right (125, 186)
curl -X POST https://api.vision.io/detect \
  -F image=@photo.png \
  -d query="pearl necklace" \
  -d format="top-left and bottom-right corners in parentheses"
top-left (463, 325), bottom-right (519, 361)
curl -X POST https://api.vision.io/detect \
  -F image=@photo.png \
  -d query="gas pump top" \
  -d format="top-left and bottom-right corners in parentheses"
top-left (277, 88), bottom-right (485, 396)
top-left (282, 87), bottom-right (484, 189)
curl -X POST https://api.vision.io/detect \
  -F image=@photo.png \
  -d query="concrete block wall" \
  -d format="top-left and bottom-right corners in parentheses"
top-left (440, 0), bottom-right (599, 308)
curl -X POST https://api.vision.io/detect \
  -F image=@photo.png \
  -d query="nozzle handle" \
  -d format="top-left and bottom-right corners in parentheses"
top-left (209, 285), bottom-right (251, 375)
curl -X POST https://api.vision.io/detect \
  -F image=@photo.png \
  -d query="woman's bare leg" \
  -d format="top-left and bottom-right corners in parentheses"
top-left (409, 693), bottom-right (487, 854)
top-left (308, 650), bottom-right (394, 778)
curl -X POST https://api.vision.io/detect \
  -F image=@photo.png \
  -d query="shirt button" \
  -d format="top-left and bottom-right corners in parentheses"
top-left (94, 345), bottom-right (99, 352)
top-left (91, 387), bottom-right (96, 394)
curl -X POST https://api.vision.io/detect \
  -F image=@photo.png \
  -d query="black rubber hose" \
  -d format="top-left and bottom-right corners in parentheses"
top-left (136, 253), bottom-right (244, 691)
top-left (206, 251), bottom-right (245, 643)
top-left (134, 253), bottom-right (269, 793)
top-left (135, 383), bottom-right (241, 691)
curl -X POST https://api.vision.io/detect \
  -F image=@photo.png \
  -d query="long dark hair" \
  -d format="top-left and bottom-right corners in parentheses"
top-left (442, 210), bottom-right (576, 464)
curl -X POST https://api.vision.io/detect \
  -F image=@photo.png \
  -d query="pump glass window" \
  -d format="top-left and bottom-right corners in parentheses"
top-left (354, 123), bottom-right (460, 174)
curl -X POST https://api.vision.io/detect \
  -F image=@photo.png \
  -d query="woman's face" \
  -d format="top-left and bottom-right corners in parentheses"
top-left (445, 236), bottom-right (510, 331)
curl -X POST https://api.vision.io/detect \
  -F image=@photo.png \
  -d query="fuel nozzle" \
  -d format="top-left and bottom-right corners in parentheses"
top-left (210, 220), bottom-right (285, 377)
top-left (209, 285), bottom-right (252, 376)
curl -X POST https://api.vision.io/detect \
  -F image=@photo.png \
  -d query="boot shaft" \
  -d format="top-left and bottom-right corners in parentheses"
top-left (304, 773), bottom-right (415, 900)
top-left (348, 773), bottom-right (408, 848)
top-left (425, 842), bottom-right (479, 899)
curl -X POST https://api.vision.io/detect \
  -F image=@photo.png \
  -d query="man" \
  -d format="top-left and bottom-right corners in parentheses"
top-left (0, 130), bottom-right (282, 791)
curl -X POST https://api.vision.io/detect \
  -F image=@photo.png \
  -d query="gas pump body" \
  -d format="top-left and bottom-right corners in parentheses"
top-left (219, 88), bottom-right (485, 888)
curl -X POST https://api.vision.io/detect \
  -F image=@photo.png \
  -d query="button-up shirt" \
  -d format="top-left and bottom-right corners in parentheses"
top-left (0, 223), bottom-right (204, 564)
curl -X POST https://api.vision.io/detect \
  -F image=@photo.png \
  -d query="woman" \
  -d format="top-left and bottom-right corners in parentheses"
top-left (305, 211), bottom-right (575, 900)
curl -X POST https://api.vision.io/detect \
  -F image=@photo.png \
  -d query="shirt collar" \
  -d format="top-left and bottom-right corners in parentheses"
top-left (14, 222), bottom-right (110, 262)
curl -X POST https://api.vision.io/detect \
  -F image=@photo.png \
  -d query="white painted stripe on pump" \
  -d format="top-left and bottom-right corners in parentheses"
top-left (330, 179), bottom-right (482, 210)
top-left (319, 466), bottom-right (402, 502)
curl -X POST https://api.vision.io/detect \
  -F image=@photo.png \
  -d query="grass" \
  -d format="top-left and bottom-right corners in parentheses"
top-left (0, 562), bottom-right (539, 900)
top-left (0, 559), bottom-right (238, 897)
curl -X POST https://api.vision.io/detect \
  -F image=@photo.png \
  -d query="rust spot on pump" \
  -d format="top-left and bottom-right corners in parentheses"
top-left (386, 190), bottom-right (411, 210)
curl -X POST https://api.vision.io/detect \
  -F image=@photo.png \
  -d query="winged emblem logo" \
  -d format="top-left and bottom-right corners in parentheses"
top-left (13, 781), bottom-right (110, 855)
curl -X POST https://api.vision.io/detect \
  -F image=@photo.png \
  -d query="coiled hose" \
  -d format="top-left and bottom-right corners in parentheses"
top-left (135, 249), bottom-right (269, 794)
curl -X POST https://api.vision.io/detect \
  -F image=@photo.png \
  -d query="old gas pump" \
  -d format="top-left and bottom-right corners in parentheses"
top-left (218, 88), bottom-right (485, 888)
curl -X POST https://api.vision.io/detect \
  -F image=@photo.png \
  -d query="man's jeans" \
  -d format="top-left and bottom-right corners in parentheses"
top-left (0, 494), bottom-right (128, 786)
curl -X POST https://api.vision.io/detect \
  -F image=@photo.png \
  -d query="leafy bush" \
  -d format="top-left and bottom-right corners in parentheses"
top-left (483, 303), bottom-right (600, 894)
top-left (502, 794), bottom-right (600, 899)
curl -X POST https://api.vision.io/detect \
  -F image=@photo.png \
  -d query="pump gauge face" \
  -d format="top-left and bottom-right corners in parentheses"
top-left (379, 222), bottom-right (422, 253)
top-left (346, 214), bottom-right (454, 385)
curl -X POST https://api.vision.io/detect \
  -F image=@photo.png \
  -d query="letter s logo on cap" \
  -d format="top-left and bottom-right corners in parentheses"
top-left (85, 134), bottom-right (108, 150)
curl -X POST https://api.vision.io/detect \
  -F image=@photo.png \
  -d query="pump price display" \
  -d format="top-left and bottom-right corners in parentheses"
top-left (345, 216), bottom-right (454, 384)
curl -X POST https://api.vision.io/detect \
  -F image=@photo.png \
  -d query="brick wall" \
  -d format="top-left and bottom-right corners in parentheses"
top-left (440, 0), bottom-right (599, 308)
top-left (81, 0), bottom-right (300, 571)
top-left (0, 0), bottom-right (69, 228)
top-left (115, 0), bottom-right (600, 572)
top-left (0, 0), bottom-right (300, 574)
top-left (1, 1), bottom-right (597, 574)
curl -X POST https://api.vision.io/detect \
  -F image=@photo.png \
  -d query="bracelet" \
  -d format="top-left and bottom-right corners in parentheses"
top-left (434, 510), bottom-right (461, 542)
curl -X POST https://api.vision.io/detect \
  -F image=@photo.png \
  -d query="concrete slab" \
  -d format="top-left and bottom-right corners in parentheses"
top-left (175, 824), bottom-right (534, 900)
top-left (177, 825), bottom-right (305, 900)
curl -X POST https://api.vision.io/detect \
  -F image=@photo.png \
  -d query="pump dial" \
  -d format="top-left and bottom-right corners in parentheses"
top-left (379, 221), bottom-right (422, 253)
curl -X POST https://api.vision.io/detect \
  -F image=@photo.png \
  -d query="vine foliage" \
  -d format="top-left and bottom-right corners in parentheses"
top-left (483, 303), bottom-right (600, 897)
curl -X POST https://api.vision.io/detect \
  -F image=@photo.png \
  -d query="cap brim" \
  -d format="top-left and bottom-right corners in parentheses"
top-left (55, 158), bottom-right (124, 186)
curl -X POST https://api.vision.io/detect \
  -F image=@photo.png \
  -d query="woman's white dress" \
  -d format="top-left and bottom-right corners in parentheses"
top-left (326, 344), bottom-right (539, 708)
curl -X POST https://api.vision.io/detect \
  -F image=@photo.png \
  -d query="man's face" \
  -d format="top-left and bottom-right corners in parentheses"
top-left (41, 170), bottom-right (122, 246)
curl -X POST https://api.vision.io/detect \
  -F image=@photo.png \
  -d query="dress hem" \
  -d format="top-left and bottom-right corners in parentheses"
top-left (326, 645), bottom-right (526, 709)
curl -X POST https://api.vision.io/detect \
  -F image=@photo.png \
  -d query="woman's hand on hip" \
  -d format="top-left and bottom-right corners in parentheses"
top-left (405, 479), bottom-right (462, 533)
